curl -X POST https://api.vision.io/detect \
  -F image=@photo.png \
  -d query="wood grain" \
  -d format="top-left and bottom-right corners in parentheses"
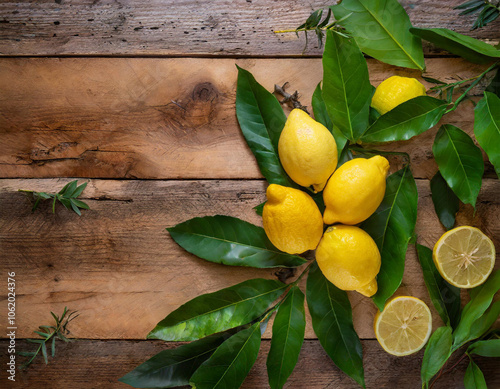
top-left (1, 178), bottom-right (498, 340)
top-left (0, 57), bottom-right (495, 180)
top-left (0, 1), bottom-right (498, 56)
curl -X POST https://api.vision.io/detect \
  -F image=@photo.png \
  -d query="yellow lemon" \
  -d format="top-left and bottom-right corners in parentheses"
top-left (278, 109), bottom-right (338, 193)
top-left (323, 156), bottom-right (389, 225)
top-left (316, 225), bottom-right (381, 297)
top-left (263, 184), bottom-right (323, 254)
top-left (374, 296), bottom-right (432, 356)
top-left (433, 226), bottom-right (495, 288)
top-left (371, 76), bottom-right (427, 115)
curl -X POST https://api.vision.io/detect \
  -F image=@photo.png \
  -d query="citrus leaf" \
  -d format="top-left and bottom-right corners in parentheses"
top-left (421, 326), bottom-right (453, 387)
top-left (267, 286), bottom-right (306, 389)
top-left (235, 65), bottom-right (293, 186)
top-left (467, 301), bottom-right (500, 342)
top-left (254, 202), bottom-right (265, 216)
top-left (468, 339), bottom-right (500, 357)
top-left (430, 171), bottom-right (460, 231)
top-left (474, 91), bottom-right (500, 178)
top-left (360, 96), bottom-right (448, 143)
top-left (410, 27), bottom-right (500, 64)
top-left (464, 360), bottom-right (487, 389)
top-left (306, 261), bottom-right (365, 388)
top-left (167, 216), bottom-right (306, 268)
top-left (322, 30), bottom-right (372, 142)
top-left (331, 0), bottom-right (425, 70)
top-left (147, 278), bottom-right (286, 341)
top-left (190, 322), bottom-right (262, 389)
top-left (361, 165), bottom-right (418, 311)
top-left (416, 244), bottom-right (461, 328)
top-left (433, 125), bottom-right (484, 208)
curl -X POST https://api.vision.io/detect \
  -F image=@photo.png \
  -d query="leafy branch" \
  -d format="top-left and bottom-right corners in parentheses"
top-left (456, 0), bottom-right (500, 30)
top-left (18, 307), bottom-right (79, 369)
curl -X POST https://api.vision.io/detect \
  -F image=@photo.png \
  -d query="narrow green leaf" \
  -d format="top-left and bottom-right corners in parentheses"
top-left (190, 323), bottom-right (262, 389)
top-left (322, 30), bottom-right (372, 142)
top-left (41, 342), bottom-right (48, 364)
top-left (331, 0), bottom-right (425, 70)
top-left (474, 91), bottom-right (500, 177)
top-left (70, 182), bottom-right (88, 198)
top-left (147, 278), bottom-right (286, 341)
top-left (468, 339), bottom-right (500, 357)
top-left (467, 301), bottom-right (500, 342)
top-left (59, 197), bottom-right (73, 211)
top-left (421, 326), bottom-right (453, 386)
top-left (17, 351), bottom-right (36, 357)
top-left (167, 216), bottom-right (306, 268)
top-left (433, 125), bottom-right (484, 208)
top-left (267, 286), bottom-right (306, 389)
top-left (306, 261), bottom-right (365, 388)
top-left (254, 201), bottom-right (265, 216)
top-left (34, 331), bottom-right (50, 339)
top-left (58, 181), bottom-right (74, 195)
top-left (70, 201), bottom-right (82, 216)
top-left (361, 166), bottom-right (418, 310)
top-left (64, 180), bottom-right (79, 197)
top-left (430, 171), bottom-right (460, 230)
top-left (464, 360), bottom-right (487, 389)
top-left (26, 339), bottom-right (44, 344)
top-left (51, 336), bottom-right (56, 357)
top-left (71, 199), bottom-right (90, 210)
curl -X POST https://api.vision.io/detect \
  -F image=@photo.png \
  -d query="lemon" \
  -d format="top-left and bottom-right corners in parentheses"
top-left (263, 184), bottom-right (323, 254)
top-left (371, 76), bottom-right (427, 115)
top-left (374, 296), bottom-right (432, 356)
top-left (316, 225), bottom-right (381, 297)
top-left (278, 109), bottom-right (338, 193)
top-left (323, 156), bottom-right (389, 225)
top-left (433, 226), bottom-right (495, 288)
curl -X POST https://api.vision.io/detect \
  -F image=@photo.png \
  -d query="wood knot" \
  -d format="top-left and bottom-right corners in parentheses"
top-left (192, 82), bottom-right (218, 102)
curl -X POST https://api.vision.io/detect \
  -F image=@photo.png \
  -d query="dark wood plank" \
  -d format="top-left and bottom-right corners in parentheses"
top-left (0, 1), bottom-right (498, 56)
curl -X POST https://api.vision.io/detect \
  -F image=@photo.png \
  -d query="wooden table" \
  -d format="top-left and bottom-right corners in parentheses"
top-left (0, 1), bottom-right (499, 388)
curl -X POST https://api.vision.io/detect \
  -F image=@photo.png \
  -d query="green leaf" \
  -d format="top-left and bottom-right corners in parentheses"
top-left (430, 171), bottom-right (460, 231)
top-left (51, 336), bottom-right (56, 357)
top-left (433, 124), bottom-right (484, 208)
top-left (360, 96), bottom-right (448, 143)
top-left (312, 82), bottom-right (348, 151)
top-left (17, 351), bottom-right (36, 357)
top-left (235, 65), bottom-right (293, 186)
top-left (41, 342), bottom-right (48, 364)
top-left (71, 182), bottom-right (87, 198)
top-left (486, 69), bottom-right (500, 97)
top-left (361, 165), bottom-right (418, 310)
top-left (147, 278), bottom-right (286, 341)
top-left (410, 27), bottom-right (500, 64)
top-left (34, 331), bottom-right (50, 338)
top-left (330, 0), bottom-right (425, 70)
top-left (416, 244), bottom-right (461, 328)
top-left (190, 322), bottom-right (262, 389)
top-left (306, 261), bottom-right (365, 388)
top-left (468, 339), bottom-right (500, 357)
top-left (71, 199), bottom-right (90, 210)
top-left (167, 216), bottom-right (306, 268)
top-left (421, 326), bottom-right (453, 386)
top-left (467, 301), bottom-right (500, 342)
top-left (70, 201), bottom-right (82, 216)
top-left (267, 286), bottom-right (306, 389)
top-left (464, 360), bottom-right (487, 389)
top-left (58, 181), bottom-right (74, 195)
top-left (322, 31), bottom-right (372, 142)
top-left (474, 91), bottom-right (500, 177)
top-left (254, 201), bottom-right (265, 216)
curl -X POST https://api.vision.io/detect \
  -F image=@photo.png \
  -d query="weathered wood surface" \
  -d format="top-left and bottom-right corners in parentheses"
top-left (0, 0), bottom-right (498, 56)
top-left (1, 178), bottom-right (498, 340)
top-left (0, 339), bottom-right (498, 388)
top-left (0, 57), bottom-right (496, 180)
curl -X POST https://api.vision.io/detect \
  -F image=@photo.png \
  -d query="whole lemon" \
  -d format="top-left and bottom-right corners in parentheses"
top-left (323, 156), bottom-right (389, 225)
top-left (263, 184), bottom-right (323, 254)
top-left (316, 225), bottom-right (381, 297)
top-left (278, 109), bottom-right (338, 193)
top-left (371, 76), bottom-right (427, 115)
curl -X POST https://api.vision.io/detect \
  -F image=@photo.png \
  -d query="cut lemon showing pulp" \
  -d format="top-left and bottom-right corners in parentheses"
top-left (433, 226), bottom-right (495, 288)
top-left (374, 296), bottom-right (432, 356)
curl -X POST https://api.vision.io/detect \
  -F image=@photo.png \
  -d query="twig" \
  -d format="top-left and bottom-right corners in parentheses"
top-left (274, 83), bottom-right (309, 114)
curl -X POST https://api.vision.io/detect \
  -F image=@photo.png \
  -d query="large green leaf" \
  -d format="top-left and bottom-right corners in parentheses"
top-left (421, 326), bottom-right (453, 387)
top-left (416, 244), bottom-right (461, 328)
top-left (468, 339), bottom-right (500, 357)
top-left (306, 261), bottom-right (365, 388)
top-left (464, 360), bottom-right (487, 389)
top-left (235, 65), bottom-right (293, 186)
top-left (331, 0), bottom-right (425, 70)
top-left (322, 31), bottom-right (372, 142)
top-left (168, 216), bottom-right (306, 268)
top-left (430, 171), bottom-right (460, 231)
top-left (466, 301), bottom-right (500, 342)
top-left (190, 322), bottom-right (262, 389)
top-left (410, 27), bottom-right (500, 64)
top-left (360, 96), bottom-right (448, 143)
top-left (147, 278), bottom-right (286, 341)
top-left (361, 165), bottom-right (418, 310)
top-left (433, 125), bottom-right (484, 208)
top-left (267, 286), bottom-right (306, 389)
top-left (474, 91), bottom-right (500, 177)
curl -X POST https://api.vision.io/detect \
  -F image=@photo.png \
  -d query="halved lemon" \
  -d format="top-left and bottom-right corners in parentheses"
top-left (374, 296), bottom-right (432, 356)
top-left (433, 226), bottom-right (495, 288)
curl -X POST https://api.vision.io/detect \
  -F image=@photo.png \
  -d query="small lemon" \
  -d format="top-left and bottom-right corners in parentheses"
top-left (316, 225), bottom-right (381, 297)
top-left (278, 109), bottom-right (338, 192)
top-left (323, 156), bottom-right (389, 225)
top-left (371, 76), bottom-right (427, 115)
top-left (263, 184), bottom-right (323, 254)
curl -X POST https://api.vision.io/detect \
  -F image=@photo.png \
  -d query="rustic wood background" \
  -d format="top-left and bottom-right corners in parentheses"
top-left (0, 1), bottom-right (499, 388)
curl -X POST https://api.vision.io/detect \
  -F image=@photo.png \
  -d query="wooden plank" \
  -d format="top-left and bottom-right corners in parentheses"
top-left (0, 57), bottom-right (495, 180)
top-left (1, 339), bottom-right (498, 388)
top-left (0, 1), bottom-right (498, 56)
top-left (1, 178), bottom-right (498, 340)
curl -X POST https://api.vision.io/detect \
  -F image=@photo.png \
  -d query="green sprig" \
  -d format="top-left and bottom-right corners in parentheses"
top-left (455, 0), bottom-right (500, 30)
